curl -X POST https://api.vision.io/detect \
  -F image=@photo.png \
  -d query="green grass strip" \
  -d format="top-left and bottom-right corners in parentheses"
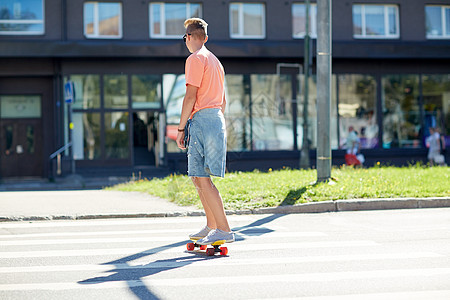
top-left (108, 165), bottom-right (450, 210)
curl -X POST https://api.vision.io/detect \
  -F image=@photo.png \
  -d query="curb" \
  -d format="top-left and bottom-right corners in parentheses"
top-left (1, 197), bottom-right (449, 222)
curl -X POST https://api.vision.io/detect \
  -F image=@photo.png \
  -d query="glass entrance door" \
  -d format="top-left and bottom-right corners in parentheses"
top-left (133, 111), bottom-right (159, 166)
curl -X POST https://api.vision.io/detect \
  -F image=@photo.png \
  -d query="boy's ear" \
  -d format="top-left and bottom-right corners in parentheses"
top-left (204, 35), bottom-right (208, 43)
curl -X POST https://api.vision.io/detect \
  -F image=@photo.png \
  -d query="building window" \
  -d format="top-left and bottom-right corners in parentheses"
top-left (132, 75), bottom-right (162, 109)
top-left (292, 2), bottom-right (317, 38)
top-left (69, 75), bottom-right (101, 109)
top-left (353, 4), bottom-right (399, 39)
top-left (425, 5), bottom-right (450, 39)
top-left (104, 74), bottom-right (128, 109)
top-left (382, 75), bottom-right (420, 148)
top-left (150, 3), bottom-right (202, 38)
top-left (224, 75), bottom-right (251, 152)
top-left (73, 112), bottom-right (101, 160)
top-left (0, 0), bottom-right (44, 35)
top-left (297, 75), bottom-right (339, 150)
top-left (84, 2), bottom-right (122, 39)
top-left (338, 75), bottom-right (378, 149)
top-left (422, 74), bottom-right (450, 143)
top-left (230, 2), bottom-right (265, 39)
top-left (105, 112), bottom-right (129, 159)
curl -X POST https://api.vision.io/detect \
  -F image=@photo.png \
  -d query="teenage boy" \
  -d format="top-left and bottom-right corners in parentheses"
top-left (176, 18), bottom-right (235, 245)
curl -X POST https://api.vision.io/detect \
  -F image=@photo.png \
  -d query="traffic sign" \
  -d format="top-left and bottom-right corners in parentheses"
top-left (64, 81), bottom-right (75, 104)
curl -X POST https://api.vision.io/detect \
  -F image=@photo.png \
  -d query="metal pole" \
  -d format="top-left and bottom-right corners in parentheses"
top-left (68, 102), bottom-right (75, 174)
top-left (316, 0), bottom-right (332, 182)
top-left (300, 0), bottom-right (311, 169)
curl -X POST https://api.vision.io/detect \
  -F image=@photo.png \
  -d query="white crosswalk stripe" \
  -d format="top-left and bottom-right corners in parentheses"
top-left (0, 214), bottom-right (449, 300)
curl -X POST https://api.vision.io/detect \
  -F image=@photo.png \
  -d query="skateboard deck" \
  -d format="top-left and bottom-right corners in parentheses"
top-left (186, 239), bottom-right (228, 256)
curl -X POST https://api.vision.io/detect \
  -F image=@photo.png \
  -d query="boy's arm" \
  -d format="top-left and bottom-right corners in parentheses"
top-left (176, 84), bottom-right (198, 150)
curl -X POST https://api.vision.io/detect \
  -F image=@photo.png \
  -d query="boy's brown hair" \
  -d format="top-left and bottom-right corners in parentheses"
top-left (184, 18), bottom-right (208, 40)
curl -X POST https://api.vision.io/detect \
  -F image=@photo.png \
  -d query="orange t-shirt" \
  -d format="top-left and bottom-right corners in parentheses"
top-left (185, 45), bottom-right (225, 118)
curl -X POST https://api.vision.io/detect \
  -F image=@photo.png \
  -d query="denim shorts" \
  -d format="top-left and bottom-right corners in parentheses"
top-left (187, 108), bottom-right (227, 178)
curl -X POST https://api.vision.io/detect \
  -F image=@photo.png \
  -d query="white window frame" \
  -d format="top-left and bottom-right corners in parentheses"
top-left (83, 2), bottom-right (123, 39)
top-left (0, 0), bottom-right (45, 35)
top-left (292, 2), bottom-right (317, 39)
top-left (149, 3), bottom-right (202, 39)
top-left (229, 2), bottom-right (266, 39)
top-left (426, 5), bottom-right (450, 39)
top-left (353, 4), bottom-right (400, 39)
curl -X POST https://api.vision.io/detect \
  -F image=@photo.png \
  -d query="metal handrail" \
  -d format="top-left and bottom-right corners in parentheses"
top-left (49, 142), bottom-right (72, 160)
top-left (48, 142), bottom-right (73, 178)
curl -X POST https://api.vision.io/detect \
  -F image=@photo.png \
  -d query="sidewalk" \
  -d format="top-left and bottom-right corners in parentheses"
top-left (0, 177), bottom-right (449, 222)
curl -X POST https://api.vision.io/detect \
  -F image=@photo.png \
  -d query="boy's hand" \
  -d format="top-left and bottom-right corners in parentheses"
top-left (176, 131), bottom-right (186, 150)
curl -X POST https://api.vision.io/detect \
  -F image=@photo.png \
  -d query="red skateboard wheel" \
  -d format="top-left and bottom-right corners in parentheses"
top-left (186, 242), bottom-right (195, 251)
top-left (220, 247), bottom-right (228, 255)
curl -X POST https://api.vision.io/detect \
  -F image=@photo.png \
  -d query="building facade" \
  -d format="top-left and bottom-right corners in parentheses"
top-left (0, 0), bottom-right (449, 179)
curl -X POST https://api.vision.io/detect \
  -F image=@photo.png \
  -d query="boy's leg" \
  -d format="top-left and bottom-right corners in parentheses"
top-left (192, 177), bottom-right (231, 232)
top-left (191, 177), bottom-right (217, 229)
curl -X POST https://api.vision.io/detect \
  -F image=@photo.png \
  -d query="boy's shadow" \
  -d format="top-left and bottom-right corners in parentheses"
top-left (78, 214), bottom-right (284, 300)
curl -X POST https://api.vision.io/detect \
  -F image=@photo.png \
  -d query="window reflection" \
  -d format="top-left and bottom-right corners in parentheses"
top-left (338, 75), bottom-right (378, 149)
top-left (0, 0), bottom-right (44, 34)
top-left (105, 112), bottom-right (129, 159)
top-left (292, 3), bottom-right (317, 38)
top-left (225, 75), bottom-right (251, 151)
top-left (150, 3), bottom-right (202, 37)
top-left (84, 2), bottom-right (122, 38)
top-left (251, 74), bottom-right (293, 150)
top-left (382, 75), bottom-right (420, 148)
top-left (297, 75), bottom-right (339, 150)
top-left (26, 125), bottom-right (35, 154)
top-left (104, 75), bottom-right (128, 109)
top-left (132, 75), bottom-right (161, 109)
top-left (422, 74), bottom-right (450, 145)
top-left (66, 75), bottom-right (100, 109)
top-left (4, 125), bottom-right (13, 154)
top-left (73, 113), bottom-right (101, 160)
top-left (230, 3), bottom-right (265, 38)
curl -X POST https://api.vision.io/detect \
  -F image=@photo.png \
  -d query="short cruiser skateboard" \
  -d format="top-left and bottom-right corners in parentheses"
top-left (186, 239), bottom-right (228, 256)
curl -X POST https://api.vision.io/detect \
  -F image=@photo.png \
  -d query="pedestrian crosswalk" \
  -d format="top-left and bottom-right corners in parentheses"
top-left (0, 213), bottom-right (449, 300)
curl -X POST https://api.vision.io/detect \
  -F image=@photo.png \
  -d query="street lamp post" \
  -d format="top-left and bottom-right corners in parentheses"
top-left (316, 0), bottom-right (332, 182)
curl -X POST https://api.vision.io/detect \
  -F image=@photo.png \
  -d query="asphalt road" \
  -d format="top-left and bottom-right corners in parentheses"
top-left (1, 208), bottom-right (449, 299)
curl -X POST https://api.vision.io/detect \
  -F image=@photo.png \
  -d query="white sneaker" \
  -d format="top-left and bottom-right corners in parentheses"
top-left (196, 229), bottom-right (235, 245)
top-left (189, 226), bottom-right (212, 240)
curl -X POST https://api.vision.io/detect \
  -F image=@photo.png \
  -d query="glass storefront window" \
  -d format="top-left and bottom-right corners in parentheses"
top-left (225, 75), bottom-right (251, 152)
top-left (338, 74), bottom-right (378, 149)
top-left (104, 74), bottom-right (128, 109)
top-left (163, 74), bottom-right (186, 153)
top-left (73, 112), bottom-right (101, 160)
top-left (382, 75), bottom-right (420, 148)
top-left (131, 75), bottom-right (161, 109)
top-left (251, 74), bottom-right (293, 151)
top-left (66, 75), bottom-right (100, 109)
top-left (297, 75), bottom-right (339, 150)
top-left (105, 112), bottom-right (129, 159)
top-left (422, 74), bottom-right (450, 144)
top-left (0, 0), bottom-right (44, 35)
